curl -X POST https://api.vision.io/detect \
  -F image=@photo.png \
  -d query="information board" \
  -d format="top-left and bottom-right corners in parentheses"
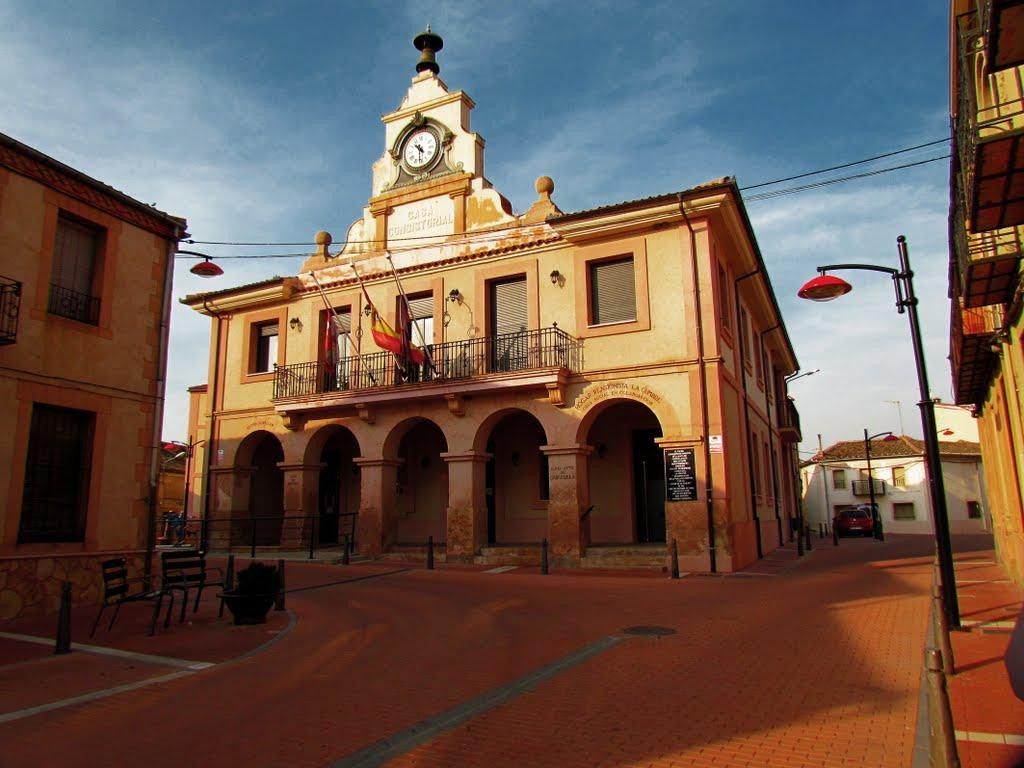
top-left (665, 447), bottom-right (698, 502)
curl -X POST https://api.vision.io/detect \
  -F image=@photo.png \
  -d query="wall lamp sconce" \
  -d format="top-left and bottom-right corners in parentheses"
top-left (289, 317), bottom-right (302, 332)
top-left (448, 289), bottom-right (463, 304)
top-left (550, 270), bottom-right (561, 285)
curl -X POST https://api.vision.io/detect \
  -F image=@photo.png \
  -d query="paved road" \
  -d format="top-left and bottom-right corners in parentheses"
top-left (0, 535), bottom-right (983, 767)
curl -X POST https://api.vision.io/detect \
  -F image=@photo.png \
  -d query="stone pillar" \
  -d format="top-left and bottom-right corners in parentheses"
top-left (354, 458), bottom-right (402, 556)
top-left (207, 465), bottom-right (252, 551)
top-left (541, 445), bottom-right (593, 567)
top-left (441, 451), bottom-right (490, 563)
top-left (277, 462), bottom-right (324, 550)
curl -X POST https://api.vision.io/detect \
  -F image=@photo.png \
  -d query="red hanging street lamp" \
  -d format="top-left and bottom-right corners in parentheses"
top-left (178, 250), bottom-right (224, 278)
top-left (797, 235), bottom-right (960, 629)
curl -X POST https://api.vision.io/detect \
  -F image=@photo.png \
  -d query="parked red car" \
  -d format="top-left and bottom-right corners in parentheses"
top-left (835, 507), bottom-right (874, 537)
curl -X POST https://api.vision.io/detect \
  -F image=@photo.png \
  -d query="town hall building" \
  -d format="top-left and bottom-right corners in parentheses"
top-left (183, 30), bottom-right (802, 572)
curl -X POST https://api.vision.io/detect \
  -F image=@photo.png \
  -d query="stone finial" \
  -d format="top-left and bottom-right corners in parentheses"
top-left (522, 175), bottom-right (561, 224)
top-left (413, 27), bottom-right (444, 75)
top-left (314, 230), bottom-right (332, 260)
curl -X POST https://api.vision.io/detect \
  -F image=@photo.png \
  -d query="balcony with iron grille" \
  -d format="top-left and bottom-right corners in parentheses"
top-left (47, 283), bottom-right (100, 325)
top-left (779, 398), bottom-right (801, 444)
top-left (980, 0), bottom-right (1024, 72)
top-left (0, 276), bottom-right (22, 345)
top-left (952, 181), bottom-right (1022, 307)
top-left (273, 326), bottom-right (583, 424)
top-left (951, 296), bottom-right (1002, 406)
top-left (956, 11), bottom-right (1024, 233)
top-left (851, 479), bottom-right (887, 497)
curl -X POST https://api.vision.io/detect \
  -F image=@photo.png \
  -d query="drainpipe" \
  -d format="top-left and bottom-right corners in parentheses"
top-left (200, 301), bottom-right (223, 552)
top-left (735, 268), bottom-right (763, 559)
top-left (760, 324), bottom-right (783, 546)
top-left (145, 227), bottom-right (184, 586)
top-left (678, 196), bottom-right (717, 572)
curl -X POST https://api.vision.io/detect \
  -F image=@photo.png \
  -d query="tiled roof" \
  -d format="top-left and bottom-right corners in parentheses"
top-left (548, 177), bottom-right (734, 223)
top-left (182, 276), bottom-right (285, 305)
top-left (803, 435), bottom-right (981, 465)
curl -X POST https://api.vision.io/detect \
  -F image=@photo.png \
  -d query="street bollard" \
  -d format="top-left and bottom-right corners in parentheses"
top-left (250, 518), bottom-right (257, 559)
top-left (342, 536), bottom-right (350, 565)
top-left (926, 648), bottom-right (961, 768)
top-left (832, 523), bottom-right (839, 547)
top-left (55, 581), bottom-right (72, 655)
top-left (308, 518), bottom-right (316, 560)
top-left (541, 538), bottom-right (549, 575)
top-left (819, 523), bottom-right (824, 539)
top-left (225, 554), bottom-right (235, 591)
top-left (796, 520), bottom-right (804, 556)
top-left (934, 583), bottom-right (955, 676)
top-left (805, 525), bottom-right (813, 551)
top-left (670, 539), bottom-right (680, 580)
top-left (275, 559), bottom-right (286, 611)
top-left (427, 535), bottom-right (435, 570)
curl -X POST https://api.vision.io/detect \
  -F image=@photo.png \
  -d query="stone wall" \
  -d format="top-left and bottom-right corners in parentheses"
top-left (0, 551), bottom-right (147, 620)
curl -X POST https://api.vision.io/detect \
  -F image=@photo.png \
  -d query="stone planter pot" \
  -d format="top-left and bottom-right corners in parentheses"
top-left (221, 591), bottom-right (276, 625)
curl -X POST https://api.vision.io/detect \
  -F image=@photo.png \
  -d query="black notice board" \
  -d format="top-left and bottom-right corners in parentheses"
top-left (665, 448), bottom-right (698, 502)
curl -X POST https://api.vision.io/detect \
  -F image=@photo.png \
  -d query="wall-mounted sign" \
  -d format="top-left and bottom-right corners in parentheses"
top-left (709, 435), bottom-right (723, 454)
top-left (665, 447), bottom-right (698, 502)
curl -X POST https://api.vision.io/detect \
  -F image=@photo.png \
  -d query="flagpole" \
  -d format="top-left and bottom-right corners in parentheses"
top-left (385, 252), bottom-right (437, 375)
top-left (348, 260), bottom-right (402, 380)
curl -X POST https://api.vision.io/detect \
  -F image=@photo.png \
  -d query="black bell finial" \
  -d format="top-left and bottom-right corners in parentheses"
top-left (413, 26), bottom-right (444, 75)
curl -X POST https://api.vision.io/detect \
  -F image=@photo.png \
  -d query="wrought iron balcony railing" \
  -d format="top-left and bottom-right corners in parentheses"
top-left (274, 326), bottom-right (583, 400)
top-left (0, 276), bottom-right (21, 345)
top-left (47, 283), bottom-right (100, 325)
top-left (851, 479), bottom-right (887, 497)
top-left (952, 189), bottom-right (1022, 307)
top-left (951, 297), bottom-right (1002, 405)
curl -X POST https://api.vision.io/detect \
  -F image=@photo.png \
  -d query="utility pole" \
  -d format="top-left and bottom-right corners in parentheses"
top-left (818, 433), bottom-right (831, 528)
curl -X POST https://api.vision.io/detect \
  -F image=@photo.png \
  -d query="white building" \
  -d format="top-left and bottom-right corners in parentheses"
top-left (800, 435), bottom-right (986, 535)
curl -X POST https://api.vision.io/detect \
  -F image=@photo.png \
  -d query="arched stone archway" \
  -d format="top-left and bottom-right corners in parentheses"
top-left (581, 400), bottom-right (665, 544)
top-left (473, 409), bottom-right (549, 545)
top-left (305, 425), bottom-right (361, 548)
top-left (234, 430), bottom-right (285, 546)
top-left (386, 418), bottom-right (449, 546)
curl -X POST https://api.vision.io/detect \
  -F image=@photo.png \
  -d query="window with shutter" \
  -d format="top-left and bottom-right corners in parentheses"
top-left (589, 257), bottom-right (636, 325)
top-left (49, 214), bottom-right (101, 324)
top-left (406, 292), bottom-right (434, 346)
top-left (253, 322), bottom-right (279, 373)
top-left (19, 404), bottom-right (94, 542)
top-left (489, 277), bottom-right (528, 371)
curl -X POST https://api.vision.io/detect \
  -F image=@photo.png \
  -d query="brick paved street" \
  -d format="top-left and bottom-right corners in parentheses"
top-left (0, 535), bottom-right (1002, 767)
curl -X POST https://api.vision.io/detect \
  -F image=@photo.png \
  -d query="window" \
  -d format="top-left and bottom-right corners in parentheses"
top-left (764, 440), bottom-right (771, 497)
top-left (717, 263), bottom-right (730, 330)
top-left (253, 322), bottom-right (279, 373)
top-left (49, 214), bottom-right (101, 324)
top-left (490, 277), bottom-right (529, 372)
top-left (589, 257), bottom-right (636, 325)
top-left (891, 466), bottom-right (906, 488)
top-left (967, 501), bottom-right (982, 519)
top-left (893, 502), bottom-right (915, 520)
top-left (740, 308), bottom-right (751, 367)
top-left (405, 293), bottom-right (434, 348)
top-left (754, 331), bottom-right (763, 382)
top-left (832, 469), bottom-right (847, 490)
top-left (752, 441), bottom-right (761, 497)
top-left (19, 404), bottom-right (95, 542)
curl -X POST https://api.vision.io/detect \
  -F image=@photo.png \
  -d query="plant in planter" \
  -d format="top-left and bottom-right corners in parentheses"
top-left (222, 562), bottom-right (280, 625)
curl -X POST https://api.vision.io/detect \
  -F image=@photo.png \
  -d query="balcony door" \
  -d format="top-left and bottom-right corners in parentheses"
top-left (488, 276), bottom-right (528, 372)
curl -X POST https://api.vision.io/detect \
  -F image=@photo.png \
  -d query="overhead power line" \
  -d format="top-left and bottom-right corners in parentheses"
top-left (176, 137), bottom-right (952, 257)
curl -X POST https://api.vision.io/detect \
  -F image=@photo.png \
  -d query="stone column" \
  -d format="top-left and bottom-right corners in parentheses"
top-left (441, 451), bottom-right (490, 563)
top-left (354, 458), bottom-right (402, 556)
top-left (207, 465), bottom-right (252, 551)
top-left (277, 462), bottom-right (324, 550)
top-left (541, 445), bottom-right (593, 567)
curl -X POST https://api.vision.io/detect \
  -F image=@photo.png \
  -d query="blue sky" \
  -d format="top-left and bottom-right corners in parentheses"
top-left (1, 1), bottom-right (956, 458)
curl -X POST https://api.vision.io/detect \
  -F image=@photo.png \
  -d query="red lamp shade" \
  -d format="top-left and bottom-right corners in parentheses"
top-left (882, 434), bottom-right (899, 441)
top-left (190, 257), bottom-right (223, 278)
top-left (797, 274), bottom-right (851, 301)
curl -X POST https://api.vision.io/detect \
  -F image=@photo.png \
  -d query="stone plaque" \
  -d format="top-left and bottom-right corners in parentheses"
top-left (665, 448), bottom-right (698, 502)
top-left (387, 196), bottom-right (455, 241)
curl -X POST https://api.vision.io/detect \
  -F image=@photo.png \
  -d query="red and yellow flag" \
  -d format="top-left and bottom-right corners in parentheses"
top-left (363, 289), bottom-right (424, 365)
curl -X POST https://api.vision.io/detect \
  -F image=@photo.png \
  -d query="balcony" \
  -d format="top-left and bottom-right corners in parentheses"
top-left (957, 13), bottom-right (1024, 233)
top-left (47, 283), bottom-right (100, 325)
top-left (980, 0), bottom-right (1024, 71)
top-left (951, 297), bottom-right (1002, 406)
top-left (851, 479), bottom-right (887, 497)
top-left (0, 276), bottom-right (21, 345)
top-left (273, 326), bottom-right (583, 422)
top-left (779, 398), bottom-right (801, 444)
top-left (952, 187), bottom-right (1022, 307)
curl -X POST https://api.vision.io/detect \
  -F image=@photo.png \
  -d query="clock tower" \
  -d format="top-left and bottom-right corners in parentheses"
top-left (337, 28), bottom-right (517, 260)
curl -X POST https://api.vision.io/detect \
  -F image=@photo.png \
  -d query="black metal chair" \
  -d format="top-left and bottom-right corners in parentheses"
top-left (91, 557), bottom-right (172, 638)
top-left (161, 550), bottom-right (227, 625)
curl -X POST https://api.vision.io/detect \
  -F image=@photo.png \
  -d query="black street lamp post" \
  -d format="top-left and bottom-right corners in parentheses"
top-left (798, 235), bottom-right (960, 628)
top-left (863, 429), bottom-right (893, 541)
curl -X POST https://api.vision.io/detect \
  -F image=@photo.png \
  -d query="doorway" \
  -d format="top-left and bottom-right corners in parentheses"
top-left (632, 428), bottom-right (666, 543)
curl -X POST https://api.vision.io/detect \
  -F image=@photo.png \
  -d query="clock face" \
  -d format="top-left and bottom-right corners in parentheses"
top-left (403, 129), bottom-right (438, 170)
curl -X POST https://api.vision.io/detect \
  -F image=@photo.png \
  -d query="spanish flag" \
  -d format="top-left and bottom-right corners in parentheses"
top-left (365, 292), bottom-right (424, 366)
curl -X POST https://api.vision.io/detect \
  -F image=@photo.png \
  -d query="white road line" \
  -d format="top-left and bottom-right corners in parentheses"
top-left (955, 730), bottom-right (1024, 745)
top-left (960, 620), bottom-right (1016, 630)
top-left (0, 631), bottom-right (214, 670)
top-left (483, 566), bottom-right (518, 574)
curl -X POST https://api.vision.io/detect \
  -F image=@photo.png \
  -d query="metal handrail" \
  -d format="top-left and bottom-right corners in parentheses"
top-left (274, 326), bottom-right (583, 400)
top-left (47, 283), bottom-right (100, 325)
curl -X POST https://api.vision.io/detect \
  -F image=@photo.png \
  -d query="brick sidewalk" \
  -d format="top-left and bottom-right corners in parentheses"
top-left (947, 556), bottom-right (1024, 768)
top-left (0, 535), bottom-right (1001, 767)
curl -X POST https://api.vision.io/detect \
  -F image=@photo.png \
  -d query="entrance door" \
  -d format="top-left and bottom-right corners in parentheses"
top-left (485, 438), bottom-right (496, 545)
top-left (632, 429), bottom-right (666, 543)
top-left (319, 454), bottom-right (341, 545)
